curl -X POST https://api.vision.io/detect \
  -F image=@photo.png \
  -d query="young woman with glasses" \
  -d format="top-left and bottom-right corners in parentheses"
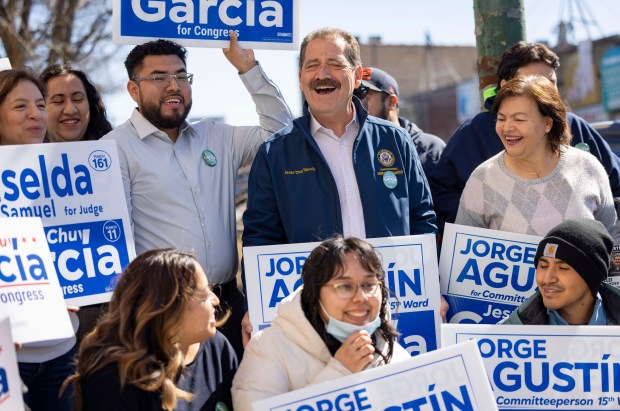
top-left (232, 236), bottom-right (409, 409)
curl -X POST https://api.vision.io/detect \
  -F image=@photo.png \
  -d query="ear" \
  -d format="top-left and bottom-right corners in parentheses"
top-left (354, 65), bottom-right (363, 88)
top-left (388, 94), bottom-right (398, 110)
top-left (127, 80), bottom-right (140, 103)
top-left (545, 117), bottom-right (553, 133)
top-left (298, 70), bottom-right (302, 91)
top-left (500, 79), bottom-right (507, 89)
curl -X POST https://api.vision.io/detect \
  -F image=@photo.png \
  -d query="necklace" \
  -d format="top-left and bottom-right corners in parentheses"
top-left (506, 153), bottom-right (555, 179)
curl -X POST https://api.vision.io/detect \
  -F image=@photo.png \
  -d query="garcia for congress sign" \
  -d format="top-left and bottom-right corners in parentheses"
top-left (0, 317), bottom-right (25, 411)
top-left (113, 0), bottom-right (300, 50)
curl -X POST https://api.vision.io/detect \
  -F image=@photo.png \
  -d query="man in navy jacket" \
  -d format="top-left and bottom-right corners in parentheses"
top-left (428, 41), bottom-right (620, 237)
top-left (241, 28), bottom-right (438, 340)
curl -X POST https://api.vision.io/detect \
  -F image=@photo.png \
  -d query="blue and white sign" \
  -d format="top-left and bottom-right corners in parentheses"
top-left (0, 141), bottom-right (136, 306)
top-left (0, 317), bottom-right (25, 411)
top-left (442, 324), bottom-right (620, 410)
top-left (113, 0), bottom-right (300, 50)
top-left (439, 224), bottom-right (541, 324)
top-left (253, 340), bottom-right (497, 410)
top-left (243, 235), bottom-right (441, 356)
top-left (0, 218), bottom-right (74, 344)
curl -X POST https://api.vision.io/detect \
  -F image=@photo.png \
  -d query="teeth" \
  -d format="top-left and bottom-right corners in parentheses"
top-left (61, 120), bottom-right (78, 124)
top-left (165, 98), bottom-right (181, 104)
top-left (347, 311), bottom-right (367, 318)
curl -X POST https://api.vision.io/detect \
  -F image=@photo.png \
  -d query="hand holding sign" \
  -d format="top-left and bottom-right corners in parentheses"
top-left (223, 31), bottom-right (257, 74)
top-left (334, 330), bottom-right (375, 373)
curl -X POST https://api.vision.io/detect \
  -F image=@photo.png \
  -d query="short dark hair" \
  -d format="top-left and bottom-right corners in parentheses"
top-left (40, 63), bottom-right (113, 140)
top-left (492, 75), bottom-right (571, 155)
top-left (299, 27), bottom-right (361, 71)
top-left (0, 69), bottom-right (43, 106)
top-left (124, 40), bottom-right (188, 79)
top-left (496, 41), bottom-right (560, 91)
top-left (300, 236), bottom-right (398, 361)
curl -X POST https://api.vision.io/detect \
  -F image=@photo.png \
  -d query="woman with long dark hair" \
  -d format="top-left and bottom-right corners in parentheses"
top-left (64, 249), bottom-right (238, 411)
top-left (232, 236), bottom-right (409, 409)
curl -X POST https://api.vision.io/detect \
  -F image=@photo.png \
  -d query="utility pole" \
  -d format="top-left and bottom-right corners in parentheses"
top-left (473, 0), bottom-right (525, 106)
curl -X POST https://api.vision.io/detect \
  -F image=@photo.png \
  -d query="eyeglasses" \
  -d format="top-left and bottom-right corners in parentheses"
top-left (324, 281), bottom-right (381, 299)
top-left (131, 73), bottom-right (194, 87)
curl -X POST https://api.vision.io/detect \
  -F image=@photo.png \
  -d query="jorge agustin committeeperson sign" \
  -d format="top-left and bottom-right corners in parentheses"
top-left (442, 324), bottom-right (620, 410)
top-left (243, 235), bottom-right (442, 357)
top-left (113, 0), bottom-right (300, 50)
top-left (0, 141), bottom-right (136, 307)
top-left (439, 223), bottom-right (542, 324)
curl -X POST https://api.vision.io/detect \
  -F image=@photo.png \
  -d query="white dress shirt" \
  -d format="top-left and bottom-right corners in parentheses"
top-left (103, 64), bottom-right (292, 284)
top-left (309, 104), bottom-right (366, 238)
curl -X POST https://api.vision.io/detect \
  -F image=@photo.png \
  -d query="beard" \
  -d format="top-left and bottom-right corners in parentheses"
top-left (139, 93), bottom-right (192, 130)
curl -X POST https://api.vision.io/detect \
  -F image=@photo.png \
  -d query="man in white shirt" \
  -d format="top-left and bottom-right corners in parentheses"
top-left (103, 34), bottom-right (293, 357)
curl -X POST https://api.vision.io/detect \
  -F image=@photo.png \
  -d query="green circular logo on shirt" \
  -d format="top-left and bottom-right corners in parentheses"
top-left (215, 402), bottom-right (229, 411)
top-left (202, 149), bottom-right (217, 166)
top-left (383, 170), bottom-right (398, 189)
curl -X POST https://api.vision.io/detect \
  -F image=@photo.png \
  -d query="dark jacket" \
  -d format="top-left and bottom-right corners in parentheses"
top-left (502, 283), bottom-right (620, 325)
top-left (428, 96), bottom-right (620, 235)
top-left (242, 98), bottom-right (437, 248)
top-left (398, 117), bottom-right (446, 177)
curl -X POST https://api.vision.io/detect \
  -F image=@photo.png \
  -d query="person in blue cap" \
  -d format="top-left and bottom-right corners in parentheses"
top-left (502, 218), bottom-right (620, 325)
top-left (354, 67), bottom-right (445, 176)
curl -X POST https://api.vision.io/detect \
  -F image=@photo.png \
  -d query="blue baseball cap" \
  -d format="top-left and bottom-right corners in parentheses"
top-left (361, 67), bottom-right (399, 97)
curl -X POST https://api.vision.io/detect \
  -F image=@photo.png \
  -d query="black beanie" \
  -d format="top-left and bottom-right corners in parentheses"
top-left (534, 219), bottom-right (614, 295)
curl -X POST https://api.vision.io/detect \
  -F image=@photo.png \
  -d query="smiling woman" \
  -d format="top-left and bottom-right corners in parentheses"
top-left (232, 236), bottom-right (410, 410)
top-left (39, 64), bottom-right (112, 142)
top-left (0, 69), bottom-right (47, 145)
top-left (456, 75), bottom-right (620, 243)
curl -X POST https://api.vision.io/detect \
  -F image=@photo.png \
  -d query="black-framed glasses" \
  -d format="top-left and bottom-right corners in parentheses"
top-left (323, 281), bottom-right (381, 299)
top-left (354, 85), bottom-right (369, 99)
top-left (131, 73), bottom-right (194, 87)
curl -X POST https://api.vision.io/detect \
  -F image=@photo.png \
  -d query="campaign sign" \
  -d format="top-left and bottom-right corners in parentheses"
top-left (253, 340), bottom-right (497, 410)
top-left (0, 218), bottom-right (74, 344)
top-left (0, 141), bottom-right (135, 306)
top-left (243, 235), bottom-right (441, 356)
top-left (0, 317), bottom-right (25, 411)
top-left (439, 224), bottom-right (542, 324)
top-left (113, 0), bottom-right (300, 50)
top-left (442, 324), bottom-right (620, 410)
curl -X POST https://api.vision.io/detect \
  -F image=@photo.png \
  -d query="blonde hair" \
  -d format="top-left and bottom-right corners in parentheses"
top-left (64, 249), bottom-right (224, 410)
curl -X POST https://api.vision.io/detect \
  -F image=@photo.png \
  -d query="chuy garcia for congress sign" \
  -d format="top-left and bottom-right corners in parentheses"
top-left (0, 218), bottom-right (74, 344)
top-left (439, 224), bottom-right (541, 324)
top-left (253, 340), bottom-right (497, 411)
top-left (442, 324), bottom-right (620, 410)
top-left (243, 234), bottom-right (441, 356)
top-left (0, 317), bottom-right (25, 411)
top-left (113, 0), bottom-right (299, 50)
top-left (0, 141), bottom-right (135, 307)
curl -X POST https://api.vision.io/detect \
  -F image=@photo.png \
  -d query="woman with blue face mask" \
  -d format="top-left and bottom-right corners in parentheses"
top-left (232, 236), bottom-right (410, 409)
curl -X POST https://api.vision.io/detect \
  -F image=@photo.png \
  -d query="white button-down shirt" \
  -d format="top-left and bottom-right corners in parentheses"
top-left (310, 104), bottom-right (366, 238)
top-left (103, 64), bottom-right (292, 284)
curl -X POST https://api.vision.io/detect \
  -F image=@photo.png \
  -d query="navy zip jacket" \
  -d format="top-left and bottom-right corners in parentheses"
top-left (428, 96), bottom-right (620, 235)
top-left (242, 97), bottom-right (437, 248)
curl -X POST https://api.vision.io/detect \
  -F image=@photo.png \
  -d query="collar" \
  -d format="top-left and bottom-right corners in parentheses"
top-left (129, 108), bottom-right (192, 141)
top-left (547, 293), bottom-right (607, 325)
top-left (309, 101), bottom-right (359, 137)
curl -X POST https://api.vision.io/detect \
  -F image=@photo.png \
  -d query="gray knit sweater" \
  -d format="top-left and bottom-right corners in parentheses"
top-left (456, 146), bottom-right (620, 243)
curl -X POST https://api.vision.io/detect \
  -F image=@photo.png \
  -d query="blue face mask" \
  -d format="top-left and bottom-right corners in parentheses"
top-left (320, 301), bottom-right (382, 343)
